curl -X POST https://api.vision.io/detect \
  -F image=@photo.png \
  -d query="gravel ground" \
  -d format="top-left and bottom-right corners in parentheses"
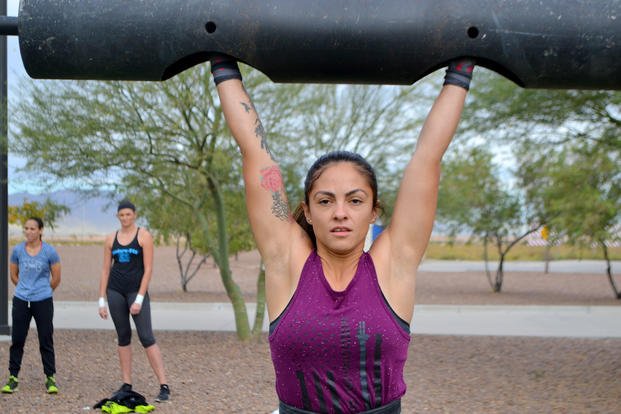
top-left (1, 245), bottom-right (620, 413)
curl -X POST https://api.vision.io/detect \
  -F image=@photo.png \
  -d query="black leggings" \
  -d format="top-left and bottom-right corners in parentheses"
top-left (106, 289), bottom-right (156, 348)
top-left (9, 296), bottom-right (55, 377)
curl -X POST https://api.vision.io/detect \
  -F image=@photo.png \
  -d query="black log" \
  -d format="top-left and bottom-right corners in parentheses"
top-left (14, 0), bottom-right (621, 89)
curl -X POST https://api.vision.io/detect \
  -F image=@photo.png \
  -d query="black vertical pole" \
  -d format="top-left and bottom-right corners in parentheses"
top-left (0, 0), bottom-right (10, 336)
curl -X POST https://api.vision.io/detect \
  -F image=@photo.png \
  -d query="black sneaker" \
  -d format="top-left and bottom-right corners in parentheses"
top-left (155, 384), bottom-right (170, 402)
top-left (115, 383), bottom-right (132, 395)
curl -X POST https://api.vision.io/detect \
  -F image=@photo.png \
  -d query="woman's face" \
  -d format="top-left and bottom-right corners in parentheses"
top-left (304, 162), bottom-right (377, 254)
top-left (116, 208), bottom-right (136, 227)
top-left (23, 219), bottom-right (42, 243)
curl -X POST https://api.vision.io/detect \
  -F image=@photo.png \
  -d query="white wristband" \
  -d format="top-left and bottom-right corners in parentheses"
top-left (134, 294), bottom-right (144, 305)
top-left (98, 297), bottom-right (106, 308)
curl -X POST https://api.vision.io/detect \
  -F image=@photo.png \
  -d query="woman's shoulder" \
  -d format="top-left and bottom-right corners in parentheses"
top-left (11, 241), bottom-right (26, 254)
top-left (41, 241), bottom-right (59, 253)
top-left (137, 227), bottom-right (153, 244)
top-left (40, 242), bottom-right (61, 262)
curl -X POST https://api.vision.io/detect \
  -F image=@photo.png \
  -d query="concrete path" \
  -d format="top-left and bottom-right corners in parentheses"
top-left (3, 301), bottom-right (621, 341)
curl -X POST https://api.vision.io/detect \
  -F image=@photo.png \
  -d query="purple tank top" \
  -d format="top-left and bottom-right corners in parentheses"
top-left (269, 251), bottom-right (411, 413)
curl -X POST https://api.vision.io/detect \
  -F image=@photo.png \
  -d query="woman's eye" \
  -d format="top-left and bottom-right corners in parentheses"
top-left (350, 199), bottom-right (362, 205)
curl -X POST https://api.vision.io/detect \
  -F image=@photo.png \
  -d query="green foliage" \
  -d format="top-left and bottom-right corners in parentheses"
top-left (438, 145), bottom-right (523, 240)
top-left (8, 199), bottom-right (70, 230)
top-left (467, 70), bottom-right (621, 148)
top-left (460, 70), bottom-right (620, 295)
top-left (539, 142), bottom-right (620, 246)
top-left (470, 71), bottom-right (621, 250)
top-left (437, 144), bottom-right (541, 291)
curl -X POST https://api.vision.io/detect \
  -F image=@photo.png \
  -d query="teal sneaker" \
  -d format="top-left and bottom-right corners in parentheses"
top-left (45, 375), bottom-right (58, 394)
top-left (1, 375), bottom-right (18, 393)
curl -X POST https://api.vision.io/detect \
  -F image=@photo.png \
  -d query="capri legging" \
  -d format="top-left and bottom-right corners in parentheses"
top-left (106, 289), bottom-right (156, 348)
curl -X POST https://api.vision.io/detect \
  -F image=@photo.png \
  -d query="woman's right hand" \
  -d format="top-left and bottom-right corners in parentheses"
top-left (98, 306), bottom-right (108, 319)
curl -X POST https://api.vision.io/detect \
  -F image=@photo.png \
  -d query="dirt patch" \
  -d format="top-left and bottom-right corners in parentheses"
top-left (1, 331), bottom-right (619, 413)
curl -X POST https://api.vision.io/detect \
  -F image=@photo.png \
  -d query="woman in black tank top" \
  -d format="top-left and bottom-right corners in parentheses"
top-left (108, 228), bottom-right (145, 294)
top-left (97, 199), bottom-right (170, 403)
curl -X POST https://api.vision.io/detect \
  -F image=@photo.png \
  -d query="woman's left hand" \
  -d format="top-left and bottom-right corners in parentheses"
top-left (130, 302), bottom-right (142, 315)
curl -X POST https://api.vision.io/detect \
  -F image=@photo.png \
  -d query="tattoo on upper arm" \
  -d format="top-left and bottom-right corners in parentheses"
top-left (241, 102), bottom-right (253, 113)
top-left (255, 118), bottom-right (271, 155)
top-left (260, 165), bottom-right (290, 221)
top-left (240, 100), bottom-right (273, 160)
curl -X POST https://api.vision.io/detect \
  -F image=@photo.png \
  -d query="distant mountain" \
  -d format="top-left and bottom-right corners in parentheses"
top-left (8, 190), bottom-right (118, 237)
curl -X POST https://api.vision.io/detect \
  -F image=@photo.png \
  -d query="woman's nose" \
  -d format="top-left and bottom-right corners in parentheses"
top-left (333, 202), bottom-right (347, 219)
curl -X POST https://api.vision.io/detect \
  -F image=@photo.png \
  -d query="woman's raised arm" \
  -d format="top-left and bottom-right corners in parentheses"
top-left (212, 57), bottom-right (298, 262)
top-left (381, 60), bottom-right (474, 270)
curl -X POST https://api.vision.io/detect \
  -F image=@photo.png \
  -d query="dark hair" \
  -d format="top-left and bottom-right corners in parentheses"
top-left (293, 151), bottom-right (379, 248)
top-left (25, 216), bottom-right (44, 240)
top-left (117, 199), bottom-right (136, 212)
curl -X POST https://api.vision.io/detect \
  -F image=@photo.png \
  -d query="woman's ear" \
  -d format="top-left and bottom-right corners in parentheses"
top-left (370, 208), bottom-right (378, 223)
top-left (371, 200), bottom-right (383, 224)
top-left (302, 202), bottom-right (312, 224)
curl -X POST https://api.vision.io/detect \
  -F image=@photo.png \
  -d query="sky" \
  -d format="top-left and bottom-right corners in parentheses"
top-left (2, 1), bottom-right (122, 235)
top-left (6, 0), bottom-right (31, 194)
